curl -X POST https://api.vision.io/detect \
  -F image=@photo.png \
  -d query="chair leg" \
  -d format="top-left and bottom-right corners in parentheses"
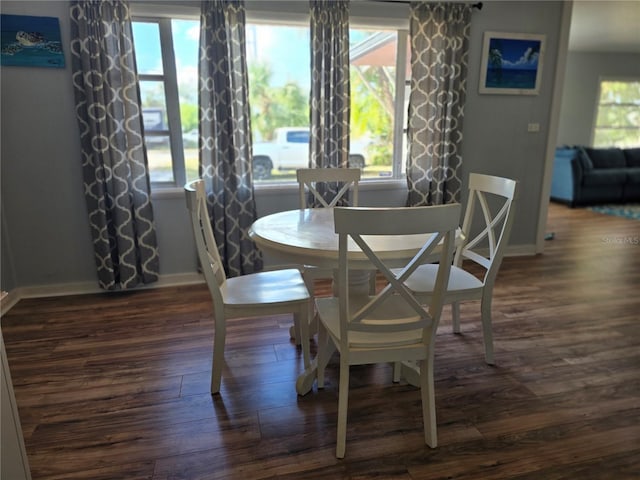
top-left (295, 308), bottom-right (311, 369)
top-left (420, 357), bottom-right (437, 448)
top-left (210, 321), bottom-right (226, 395)
top-left (336, 356), bottom-right (350, 459)
top-left (368, 270), bottom-right (377, 295)
top-left (317, 322), bottom-right (328, 389)
top-left (392, 362), bottom-right (401, 383)
top-left (480, 295), bottom-right (495, 365)
top-left (452, 302), bottom-right (461, 334)
top-left (292, 274), bottom-right (317, 344)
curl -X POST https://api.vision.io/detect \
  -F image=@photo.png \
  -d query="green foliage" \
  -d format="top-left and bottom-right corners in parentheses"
top-left (249, 62), bottom-right (308, 141)
top-left (594, 81), bottom-right (640, 148)
top-left (600, 80), bottom-right (640, 104)
top-left (351, 65), bottom-right (395, 166)
top-left (141, 59), bottom-right (401, 162)
top-left (180, 103), bottom-right (198, 132)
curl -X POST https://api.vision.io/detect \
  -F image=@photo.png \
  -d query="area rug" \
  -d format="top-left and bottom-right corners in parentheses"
top-left (589, 204), bottom-right (640, 221)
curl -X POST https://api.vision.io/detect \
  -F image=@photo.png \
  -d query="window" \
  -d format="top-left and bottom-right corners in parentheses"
top-left (592, 79), bottom-right (640, 148)
top-left (132, 7), bottom-right (410, 186)
top-left (132, 18), bottom-right (199, 185)
top-left (286, 131), bottom-right (310, 143)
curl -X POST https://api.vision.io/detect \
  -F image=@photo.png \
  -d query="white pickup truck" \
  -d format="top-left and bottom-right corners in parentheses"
top-left (252, 127), bottom-right (367, 179)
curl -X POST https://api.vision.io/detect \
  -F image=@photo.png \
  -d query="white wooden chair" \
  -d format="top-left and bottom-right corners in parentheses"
top-left (185, 179), bottom-right (312, 394)
top-left (297, 167), bottom-right (361, 208)
top-left (294, 167), bottom-right (376, 344)
top-left (400, 173), bottom-right (519, 365)
top-left (315, 204), bottom-right (460, 458)
top-left (296, 167), bottom-right (376, 292)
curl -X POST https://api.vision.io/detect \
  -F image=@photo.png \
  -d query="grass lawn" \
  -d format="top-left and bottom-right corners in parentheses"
top-left (147, 147), bottom-right (393, 183)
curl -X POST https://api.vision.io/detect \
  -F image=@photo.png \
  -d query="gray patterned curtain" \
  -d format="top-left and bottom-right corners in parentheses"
top-left (70, 0), bottom-right (159, 290)
top-left (309, 0), bottom-right (351, 207)
top-left (406, 2), bottom-right (471, 206)
top-left (199, 0), bottom-right (262, 277)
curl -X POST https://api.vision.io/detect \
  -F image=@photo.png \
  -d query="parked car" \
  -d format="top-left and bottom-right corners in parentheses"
top-left (252, 127), bottom-right (368, 180)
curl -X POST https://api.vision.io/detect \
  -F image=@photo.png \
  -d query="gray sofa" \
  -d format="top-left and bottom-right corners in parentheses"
top-left (550, 146), bottom-right (640, 206)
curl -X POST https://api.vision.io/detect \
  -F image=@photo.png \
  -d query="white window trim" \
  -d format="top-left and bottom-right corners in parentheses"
top-left (132, 1), bottom-right (411, 189)
top-left (590, 76), bottom-right (640, 147)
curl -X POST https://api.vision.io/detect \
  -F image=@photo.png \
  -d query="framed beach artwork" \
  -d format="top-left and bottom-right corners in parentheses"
top-left (1, 14), bottom-right (64, 68)
top-left (479, 31), bottom-right (545, 95)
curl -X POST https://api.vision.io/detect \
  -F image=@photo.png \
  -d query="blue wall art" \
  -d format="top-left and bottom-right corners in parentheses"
top-left (1, 14), bottom-right (64, 68)
top-left (479, 31), bottom-right (545, 95)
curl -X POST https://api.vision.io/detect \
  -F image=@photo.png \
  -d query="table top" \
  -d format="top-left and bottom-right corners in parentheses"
top-left (249, 208), bottom-right (444, 269)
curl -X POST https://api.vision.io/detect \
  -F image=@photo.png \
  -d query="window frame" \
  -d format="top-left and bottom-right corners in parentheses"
top-left (135, 16), bottom-right (187, 187)
top-left (131, 2), bottom-right (411, 190)
top-left (591, 76), bottom-right (640, 148)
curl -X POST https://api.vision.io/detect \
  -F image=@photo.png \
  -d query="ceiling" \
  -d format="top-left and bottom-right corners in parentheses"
top-left (569, 0), bottom-right (640, 53)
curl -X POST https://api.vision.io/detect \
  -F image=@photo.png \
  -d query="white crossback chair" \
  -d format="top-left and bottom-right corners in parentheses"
top-left (297, 167), bottom-right (376, 294)
top-left (297, 167), bottom-right (361, 208)
top-left (400, 173), bottom-right (518, 365)
top-left (315, 204), bottom-right (460, 458)
top-left (185, 179), bottom-right (312, 394)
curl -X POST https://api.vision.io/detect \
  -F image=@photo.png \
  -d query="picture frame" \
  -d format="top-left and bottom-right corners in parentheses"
top-left (479, 31), bottom-right (545, 95)
top-left (1, 14), bottom-right (64, 68)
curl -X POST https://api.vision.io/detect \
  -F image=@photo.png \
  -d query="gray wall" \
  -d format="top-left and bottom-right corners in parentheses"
top-left (1, 0), bottom-right (565, 295)
top-left (556, 51), bottom-right (640, 147)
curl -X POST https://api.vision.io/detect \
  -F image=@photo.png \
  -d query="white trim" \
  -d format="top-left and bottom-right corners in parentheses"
top-left (393, 30), bottom-right (409, 179)
top-left (0, 243), bottom-right (537, 316)
top-left (130, 1), bottom-right (199, 19)
top-left (1, 330), bottom-right (32, 480)
top-left (536, 0), bottom-right (573, 253)
top-left (130, 0), bottom-right (411, 29)
top-left (590, 76), bottom-right (640, 147)
top-left (471, 245), bottom-right (538, 259)
top-left (152, 178), bottom-right (407, 200)
top-left (1, 291), bottom-right (20, 318)
top-left (505, 244), bottom-right (538, 257)
top-left (256, 178), bottom-right (406, 196)
top-left (0, 273), bottom-right (205, 315)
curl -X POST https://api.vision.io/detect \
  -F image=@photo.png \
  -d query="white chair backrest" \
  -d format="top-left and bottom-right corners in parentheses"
top-left (297, 168), bottom-right (361, 208)
top-left (184, 180), bottom-right (227, 306)
top-left (333, 204), bottom-right (460, 346)
top-left (456, 173), bottom-right (518, 284)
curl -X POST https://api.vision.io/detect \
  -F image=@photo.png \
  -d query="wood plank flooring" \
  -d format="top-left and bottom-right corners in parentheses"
top-left (2, 202), bottom-right (639, 479)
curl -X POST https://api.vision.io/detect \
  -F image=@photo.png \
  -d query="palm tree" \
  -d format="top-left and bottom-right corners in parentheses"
top-left (488, 47), bottom-right (503, 83)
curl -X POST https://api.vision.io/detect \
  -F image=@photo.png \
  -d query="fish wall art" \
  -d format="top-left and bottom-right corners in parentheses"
top-left (1, 14), bottom-right (64, 68)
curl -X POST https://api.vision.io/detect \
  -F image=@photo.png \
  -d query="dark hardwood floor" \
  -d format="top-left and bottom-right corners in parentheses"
top-left (2, 202), bottom-right (639, 479)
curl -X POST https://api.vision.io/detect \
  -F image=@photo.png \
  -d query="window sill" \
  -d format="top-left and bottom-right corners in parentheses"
top-left (152, 177), bottom-right (406, 199)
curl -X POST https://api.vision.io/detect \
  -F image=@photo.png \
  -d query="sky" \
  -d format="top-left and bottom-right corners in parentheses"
top-left (488, 37), bottom-right (541, 70)
top-left (133, 19), bottom-right (311, 92)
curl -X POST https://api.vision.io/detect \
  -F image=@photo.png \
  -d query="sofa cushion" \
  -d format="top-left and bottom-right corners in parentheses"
top-left (582, 168), bottom-right (628, 186)
top-left (626, 168), bottom-right (640, 184)
top-left (577, 148), bottom-right (593, 170)
top-left (624, 148), bottom-right (640, 167)
top-left (582, 147), bottom-right (627, 169)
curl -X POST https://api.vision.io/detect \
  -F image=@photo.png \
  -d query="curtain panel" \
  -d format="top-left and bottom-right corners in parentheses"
top-left (406, 2), bottom-right (471, 206)
top-left (70, 0), bottom-right (159, 290)
top-left (199, 0), bottom-right (262, 277)
top-left (309, 0), bottom-right (351, 207)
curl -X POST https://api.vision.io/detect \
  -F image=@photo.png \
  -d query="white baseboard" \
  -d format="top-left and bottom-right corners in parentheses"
top-left (1, 246), bottom-right (536, 317)
top-left (1, 290), bottom-right (20, 317)
top-left (505, 243), bottom-right (538, 257)
top-left (0, 273), bottom-right (204, 316)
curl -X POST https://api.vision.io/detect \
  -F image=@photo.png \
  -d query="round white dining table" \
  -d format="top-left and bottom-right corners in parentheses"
top-left (249, 207), bottom-right (440, 271)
